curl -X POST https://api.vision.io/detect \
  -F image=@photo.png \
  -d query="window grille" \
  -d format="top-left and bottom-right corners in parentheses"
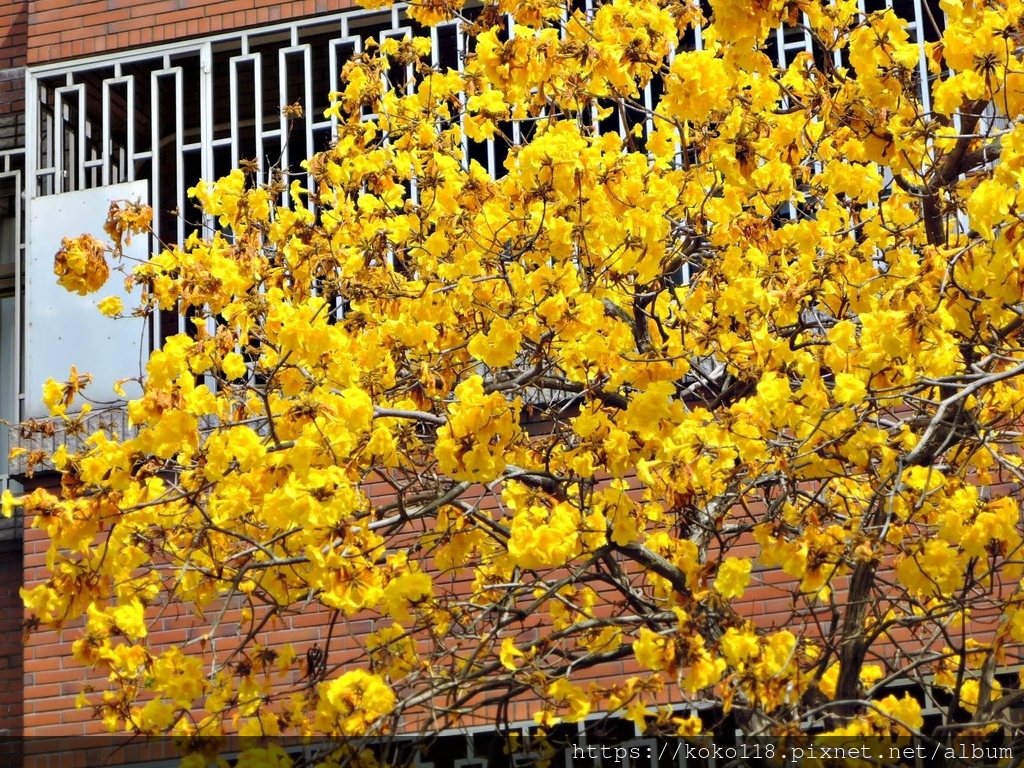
top-left (15, 3), bottom-right (948, 420)
top-left (0, 154), bottom-right (22, 498)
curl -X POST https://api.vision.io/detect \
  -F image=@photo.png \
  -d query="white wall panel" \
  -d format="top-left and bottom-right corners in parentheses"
top-left (25, 181), bottom-right (148, 418)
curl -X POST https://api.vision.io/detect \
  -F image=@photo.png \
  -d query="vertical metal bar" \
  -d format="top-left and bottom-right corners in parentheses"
top-left (75, 86), bottom-right (86, 192)
top-left (150, 70), bottom-right (161, 244)
top-left (329, 41), bottom-right (341, 142)
top-left (279, 46), bottom-right (290, 207)
top-left (911, 0), bottom-right (931, 115)
top-left (230, 57), bottom-right (243, 170)
top-left (456, 22), bottom-right (469, 168)
top-left (149, 70), bottom-right (163, 352)
top-left (151, 67), bottom-right (184, 346)
top-left (33, 82), bottom-right (49, 195)
top-left (430, 25), bottom-right (440, 68)
top-left (174, 70), bottom-right (185, 248)
top-left (775, 26), bottom-right (788, 71)
top-left (278, 43), bottom-right (313, 208)
top-left (253, 53), bottom-right (264, 184)
top-left (102, 78), bottom-right (134, 186)
top-left (643, 80), bottom-right (654, 140)
top-left (25, 72), bottom-right (37, 204)
top-left (11, 170), bottom-right (21, 424)
top-left (302, 45), bottom-right (314, 202)
top-left (180, 62), bottom-right (194, 338)
top-left (102, 83), bottom-right (111, 187)
top-left (53, 89), bottom-right (64, 193)
top-left (125, 75), bottom-right (135, 182)
top-left (22, 73), bottom-right (38, 418)
top-left (200, 44), bottom-right (214, 240)
top-left (506, 15), bottom-right (520, 148)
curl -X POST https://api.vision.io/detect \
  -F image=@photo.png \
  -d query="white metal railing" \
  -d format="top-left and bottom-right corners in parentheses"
top-left (15, 2), bottom-right (944, 428)
top-left (0, 475), bottom-right (22, 544)
top-left (0, 151), bottom-right (22, 500)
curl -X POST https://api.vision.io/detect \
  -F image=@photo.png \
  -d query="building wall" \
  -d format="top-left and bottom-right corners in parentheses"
top-left (0, 542), bottom-right (23, 735)
top-left (0, 0), bottom-right (26, 71)
top-left (0, 0), bottom-right (26, 755)
top-left (26, 0), bottom-right (355, 64)
top-left (12, 0), bottom-right (359, 751)
top-left (0, 0), bottom-right (26, 150)
top-left (16, 465), bottom-right (801, 746)
top-left (10, 0), bottom-right (959, 757)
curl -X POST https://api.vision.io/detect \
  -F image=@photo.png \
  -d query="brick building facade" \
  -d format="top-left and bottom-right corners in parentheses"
top-left (0, 0), bottom-right (25, 750)
top-left (0, 1), bottom-right (958, 766)
top-left (1, 0), bottom-right (371, 748)
top-left (26, 0), bottom-right (344, 64)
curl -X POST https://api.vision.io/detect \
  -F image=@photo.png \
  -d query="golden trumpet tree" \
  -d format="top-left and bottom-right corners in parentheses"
top-left (10, 0), bottom-right (1024, 764)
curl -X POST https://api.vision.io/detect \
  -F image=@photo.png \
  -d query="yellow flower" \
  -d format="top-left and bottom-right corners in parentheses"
top-left (467, 315), bottom-right (522, 368)
top-left (967, 179), bottom-right (1012, 240)
top-left (507, 501), bottom-right (580, 569)
top-left (681, 652), bottom-right (726, 693)
top-left (104, 199), bottom-right (152, 250)
top-left (714, 557), bottom-right (753, 600)
top-left (233, 745), bottom-right (293, 768)
top-left (0, 489), bottom-right (21, 519)
top-left (872, 693), bottom-right (923, 733)
top-left (382, 571), bottom-right (434, 622)
top-left (152, 647), bottom-right (207, 708)
top-left (675, 713), bottom-right (704, 736)
top-left (546, 678), bottom-right (591, 722)
top-left (633, 627), bottom-right (673, 672)
top-left (623, 699), bottom-right (653, 731)
top-left (500, 637), bottom-right (525, 671)
top-left (719, 627), bottom-right (759, 667)
top-left (53, 234), bottom-right (110, 295)
top-left (317, 670), bottom-right (396, 735)
top-left (111, 599), bottom-right (147, 641)
top-left (833, 372), bottom-right (867, 405)
top-left (222, 351), bottom-right (247, 381)
top-left (97, 295), bottom-right (124, 316)
top-left (137, 698), bottom-right (177, 731)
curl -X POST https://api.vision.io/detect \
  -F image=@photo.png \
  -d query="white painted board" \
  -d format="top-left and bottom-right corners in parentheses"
top-left (25, 181), bottom-right (149, 418)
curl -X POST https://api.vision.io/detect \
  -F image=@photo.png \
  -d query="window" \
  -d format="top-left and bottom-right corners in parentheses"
top-left (0, 167), bottom-right (22, 541)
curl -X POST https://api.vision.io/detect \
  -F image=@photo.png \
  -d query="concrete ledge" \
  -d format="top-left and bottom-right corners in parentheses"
top-left (8, 405), bottom-right (132, 477)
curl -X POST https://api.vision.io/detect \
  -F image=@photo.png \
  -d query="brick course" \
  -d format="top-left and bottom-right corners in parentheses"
top-left (0, 0), bottom-right (26, 71)
top-left (0, 5), bottom-right (25, 762)
top-left (27, 0), bottom-right (357, 65)
top-left (0, 0), bottom-right (26, 152)
top-left (15, 466), bottom-right (810, 746)
top-left (0, 542), bottom-right (23, 737)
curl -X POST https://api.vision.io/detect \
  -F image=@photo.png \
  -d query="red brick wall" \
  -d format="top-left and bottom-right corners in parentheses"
top-left (22, 465), bottom-right (1002, 745)
top-left (19, 472), bottom-right (430, 742)
top-left (0, 0), bottom-right (26, 152)
top-left (16, 467), bottom-right (801, 746)
top-left (0, 3), bottom-right (25, 736)
top-left (0, 0), bottom-right (26, 71)
top-left (20, 473), bottom-right (65, 742)
top-left (0, 542), bottom-right (23, 737)
top-left (0, 3), bottom-right (25, 757)
top-left (27, 0), bottom-right (356, 65)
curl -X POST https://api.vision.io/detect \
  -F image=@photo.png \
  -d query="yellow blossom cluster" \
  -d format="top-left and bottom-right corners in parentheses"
top-left (20, 0), bottom-right (1024, 758)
